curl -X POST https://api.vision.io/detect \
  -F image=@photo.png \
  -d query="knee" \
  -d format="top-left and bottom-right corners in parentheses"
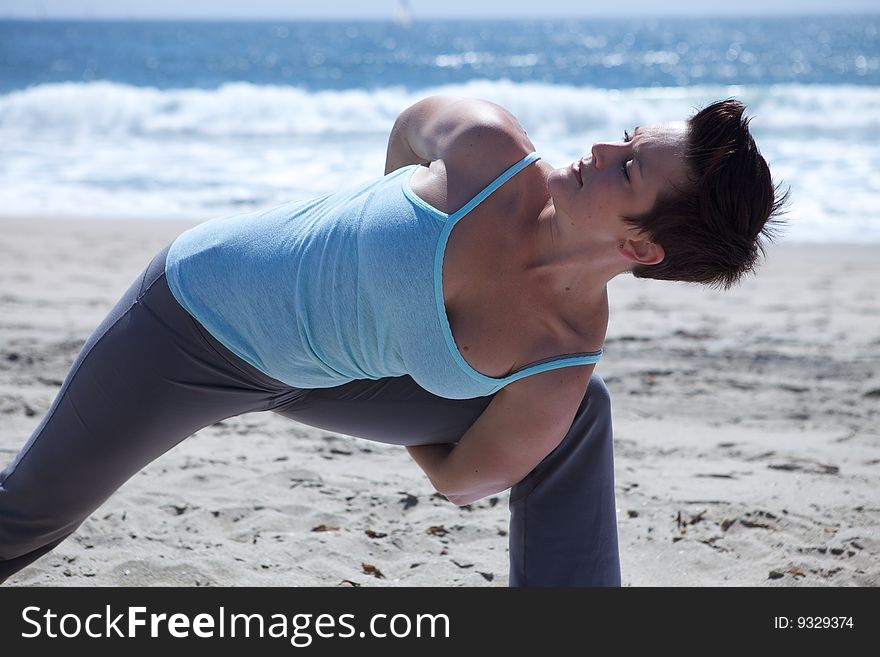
top-left (552, 373), bottom-right (612, 456)
top-left (582, 374), bottom-right (611, 419)
top-left (0, 512), bottom-right (76, 567)
top-left (0, 483), bottom-right (77, 561)
top-left (0, 503), bottom-right (39, 560)
top-left (0, 480), bottom-right (80, 581)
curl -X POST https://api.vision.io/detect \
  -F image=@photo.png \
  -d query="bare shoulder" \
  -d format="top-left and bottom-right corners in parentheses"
top-left (410, 98), bottom-right (538, 213)
top-left (488, 362), bottom-right (595, 442)
top-left (438, 98), bottom-right (535, 170)
top-left (499, 362), bottom-right (594, 405)
top-left (397, 95), bottom-right (533, 159)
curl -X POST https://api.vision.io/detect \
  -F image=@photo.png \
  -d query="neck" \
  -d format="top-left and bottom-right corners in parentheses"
top-left (515, 200), bottom-right (630, 305)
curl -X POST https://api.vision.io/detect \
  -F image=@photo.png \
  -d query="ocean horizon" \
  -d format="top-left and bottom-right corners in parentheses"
top-left (1, 15), bottom-right (878, 242)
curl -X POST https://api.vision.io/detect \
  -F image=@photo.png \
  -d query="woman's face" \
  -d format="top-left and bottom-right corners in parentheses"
top-left (548, 121), bottom-right (691, 246)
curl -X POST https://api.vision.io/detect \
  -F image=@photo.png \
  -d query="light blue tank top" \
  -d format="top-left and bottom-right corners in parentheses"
top-left (164, 152), bottom-right (602, 399)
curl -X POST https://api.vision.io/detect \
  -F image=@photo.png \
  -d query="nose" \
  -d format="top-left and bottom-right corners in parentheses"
top-left (590, 141), bottom-right (616, 170)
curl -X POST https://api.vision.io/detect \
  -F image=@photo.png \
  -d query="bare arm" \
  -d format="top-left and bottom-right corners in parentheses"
top-left (383, 95), bottom-right (533, 175)
top-left (406, 364), bottom-right (595, 506)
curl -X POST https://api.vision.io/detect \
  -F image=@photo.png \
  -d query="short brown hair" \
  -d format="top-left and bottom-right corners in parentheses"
top-left (624, 99), bottom-right (789, 289)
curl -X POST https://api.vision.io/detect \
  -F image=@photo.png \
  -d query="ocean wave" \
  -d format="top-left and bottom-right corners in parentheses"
top-left (2, 79), bottom-right (878, 140)
top-left (1, 80), bottom-right (878, 241)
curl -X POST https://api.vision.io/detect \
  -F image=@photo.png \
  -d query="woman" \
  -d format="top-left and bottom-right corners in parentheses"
top-left (0, 95), bottom-right (785, 586)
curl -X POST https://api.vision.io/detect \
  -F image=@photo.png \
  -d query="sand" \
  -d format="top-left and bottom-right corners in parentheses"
top-left (1, 216), bottom-right (877, 587)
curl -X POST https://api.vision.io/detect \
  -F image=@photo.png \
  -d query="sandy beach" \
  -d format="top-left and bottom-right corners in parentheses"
top-left (1, 216), bottom-right (877, 587)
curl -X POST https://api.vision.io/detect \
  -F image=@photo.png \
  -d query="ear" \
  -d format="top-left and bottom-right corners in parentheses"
top-left (619, 238), bottom-right (664, 266)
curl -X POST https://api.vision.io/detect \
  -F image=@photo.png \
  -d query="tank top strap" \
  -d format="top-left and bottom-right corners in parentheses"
top-left (496, 349), bottom-right (604, 387)
top-left (447, 152), bottom-right (541, 223)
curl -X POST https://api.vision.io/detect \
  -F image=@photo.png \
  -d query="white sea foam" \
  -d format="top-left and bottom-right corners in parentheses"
top-left (1, 80), bottom-right (878, 241)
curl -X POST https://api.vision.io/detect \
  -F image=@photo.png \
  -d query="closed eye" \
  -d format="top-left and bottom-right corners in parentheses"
top-left (622, 129), bottom-right (634, 181)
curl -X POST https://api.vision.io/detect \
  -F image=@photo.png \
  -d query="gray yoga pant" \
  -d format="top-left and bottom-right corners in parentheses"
top-left (0, 243), bottom-right (620, 586)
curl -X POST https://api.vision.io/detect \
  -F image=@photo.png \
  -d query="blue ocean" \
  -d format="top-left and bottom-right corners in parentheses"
top-left (1, 16), bottom-right (878, 241)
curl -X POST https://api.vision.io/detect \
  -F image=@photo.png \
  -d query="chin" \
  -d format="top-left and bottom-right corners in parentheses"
top-left (545, 167), bottom-right (560, 185)
top-left (547, 173), bottom-right (576, 213)
top-left (546, 168), bottom-right (568, 198)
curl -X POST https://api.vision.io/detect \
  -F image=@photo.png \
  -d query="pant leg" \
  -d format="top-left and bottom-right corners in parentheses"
top-left (507, 376), bottom-right (620, 587)
top-left (0, 243), bottom-right (302, 584)
top-left (272, 374), bottom-right (620, 586)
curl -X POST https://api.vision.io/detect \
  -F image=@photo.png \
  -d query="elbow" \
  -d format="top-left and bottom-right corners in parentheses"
top-left (435, 481), bottom-right (478, 506)
top-left (441, 482), bottom-right (511, 507)
top-left (433, 482), bottom-right (470, 506)
top-left (443, 492), bottom-right (475, 507)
